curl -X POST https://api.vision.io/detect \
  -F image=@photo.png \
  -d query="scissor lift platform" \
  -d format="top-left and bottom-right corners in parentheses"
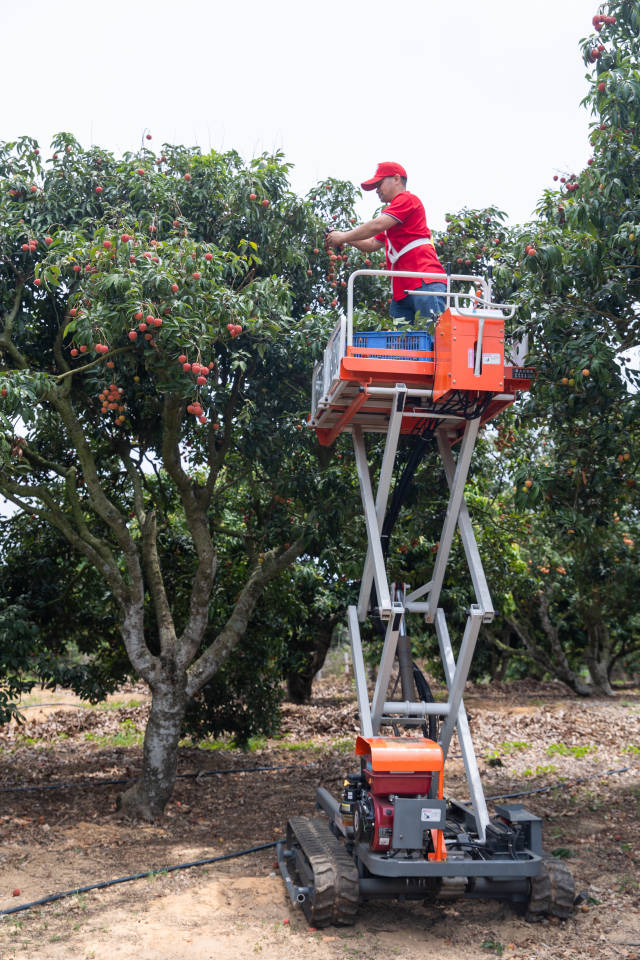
top-left (280, 269), bottom-right (573, 925)
top-left (311, 353), bottom-right (532, 447)
top-left (310, 271), bottom-right (533, 447)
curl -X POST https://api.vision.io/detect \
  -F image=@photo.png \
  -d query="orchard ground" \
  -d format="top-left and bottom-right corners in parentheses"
top-left (0, 671), bottom-right (639, 960)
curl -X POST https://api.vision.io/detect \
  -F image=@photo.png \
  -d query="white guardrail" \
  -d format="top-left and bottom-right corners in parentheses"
top-left (346, 269), bottom-right (515, 344)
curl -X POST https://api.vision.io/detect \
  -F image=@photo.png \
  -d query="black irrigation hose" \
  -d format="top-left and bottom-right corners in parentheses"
top-left (485, 764), bottom-right (633, 802)
top-left (3, 756), bottom-right (635, 799)
top-left (16, 703), bottom-right (95, 710)
top-left (1, 777), bottom-right (132, 793)
top-left (0, 763), bottom-right (309, 794)
top-left (1, 766), bottom-right (635, 918)
top-left (0, 841), bottom-right (279, 918)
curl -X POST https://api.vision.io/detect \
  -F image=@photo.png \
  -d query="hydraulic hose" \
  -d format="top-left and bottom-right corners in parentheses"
top-left (371, 430), bottom-right (435, 634)
top-left (413, 662), bottom-right (438, 742)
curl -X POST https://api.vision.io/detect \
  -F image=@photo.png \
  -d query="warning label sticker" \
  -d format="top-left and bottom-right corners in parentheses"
top-left (420, 808), bottom-right (441, 823)
top-left (482, 353), bottom-right (500, 365)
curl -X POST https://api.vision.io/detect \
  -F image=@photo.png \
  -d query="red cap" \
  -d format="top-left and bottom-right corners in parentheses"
top-left (361, 161), bottom-right (407, 191)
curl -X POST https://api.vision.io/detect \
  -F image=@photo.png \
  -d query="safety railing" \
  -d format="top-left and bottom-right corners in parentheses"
top-left (311, 271), bottom-right (521, 420)
top-left (346, 269), bottom-right (515, 346)
top-left (311, 361), bottom-right (325, 421)
top-left (310, 316), bottom-right (346, 421)
top-left (324, 316), bottom-right (346, 393)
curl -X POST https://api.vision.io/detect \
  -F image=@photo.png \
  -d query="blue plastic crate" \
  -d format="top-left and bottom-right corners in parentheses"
top-left (352, 329), bottom-right (433, 359)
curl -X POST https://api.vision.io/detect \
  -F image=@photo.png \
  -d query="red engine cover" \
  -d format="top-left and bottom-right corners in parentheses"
top-left (365, 769), bottom-right (433, 797)
top-left (366, 771), bottom-right (434, 852)
top-left (370, 793), bottom-right (395, 851)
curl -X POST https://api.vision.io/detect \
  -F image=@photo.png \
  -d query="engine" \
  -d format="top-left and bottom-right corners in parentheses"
top-left (340, 736), bottom-right (444, 855)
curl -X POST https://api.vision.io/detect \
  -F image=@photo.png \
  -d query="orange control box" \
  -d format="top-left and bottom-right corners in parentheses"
top-left (433, 308), bottom-right (505, 401)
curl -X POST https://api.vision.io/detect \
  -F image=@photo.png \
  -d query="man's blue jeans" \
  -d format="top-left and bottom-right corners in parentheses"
top-left (389, 281), bottom-right (447, 350)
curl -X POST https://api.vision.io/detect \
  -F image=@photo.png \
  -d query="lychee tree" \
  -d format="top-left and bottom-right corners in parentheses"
top-left (0, 135), bottom-right (373, 817)
top-left (496, 2), bottom-right (640, 694)
top-left (482, 404), bottom-right (640, 695)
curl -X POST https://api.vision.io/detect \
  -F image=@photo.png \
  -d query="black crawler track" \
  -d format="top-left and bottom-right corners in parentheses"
top-left (526, 855), bottom-right (575, 921)
top-left (286, 816), bottom-right (359, 927)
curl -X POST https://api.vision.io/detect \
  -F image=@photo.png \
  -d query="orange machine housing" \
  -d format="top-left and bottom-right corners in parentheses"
top-left (433, 308), bottom-right (505, 401)
top-left (355, 736), bottom-right (446, 861)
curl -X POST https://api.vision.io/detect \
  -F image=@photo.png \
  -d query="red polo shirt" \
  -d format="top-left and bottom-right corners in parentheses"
top-left (375, 191), bottom-right (445, 300)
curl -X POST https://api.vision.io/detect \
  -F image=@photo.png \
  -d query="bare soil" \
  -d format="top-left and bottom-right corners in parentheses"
top-left (0, 675), bottom-right (639, 960)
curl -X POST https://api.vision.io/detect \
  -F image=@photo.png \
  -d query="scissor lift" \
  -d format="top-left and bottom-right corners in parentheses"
top-left (278, 269), bottom-right (574, 925)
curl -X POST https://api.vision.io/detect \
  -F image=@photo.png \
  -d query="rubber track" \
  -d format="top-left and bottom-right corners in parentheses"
top-left (546, 857), bottom-right (575, 919)
top-left (526, 856), bottom-right (575, 921)
top-left (286, 816), bottom-right (359, 927)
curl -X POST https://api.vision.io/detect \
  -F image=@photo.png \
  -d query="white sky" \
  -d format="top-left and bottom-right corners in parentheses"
top-left (1, 0), bottom-right (598, 230)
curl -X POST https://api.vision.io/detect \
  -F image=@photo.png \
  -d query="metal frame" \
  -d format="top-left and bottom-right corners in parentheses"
top-left (355, 387), bottom-right (406, 622)
top-left (347, 407), bottom-right (497, 840)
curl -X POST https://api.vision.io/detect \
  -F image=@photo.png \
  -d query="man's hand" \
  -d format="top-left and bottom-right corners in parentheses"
top-left (325, 231), bottom-right (347, 249)
top-left (325, 214), bottom-right (395, 253)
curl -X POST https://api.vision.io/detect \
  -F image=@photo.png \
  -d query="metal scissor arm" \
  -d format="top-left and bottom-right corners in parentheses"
top-left (347, 403), bottom-right (494, 839)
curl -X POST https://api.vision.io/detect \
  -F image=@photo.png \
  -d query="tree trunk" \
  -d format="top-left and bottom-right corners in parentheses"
top-left (586, 655), bottom-right (615, 697)
top-left (506, 593), bottom-right (592, 697)
top-left (118, 670), bottom-right (188, 820)
top-left (115, 541), bottom-right (306, 818)
top-left (287, 667), bottom-right (314, 705)
top-left (487, 628), bottom-right (512, 681)
top-left (286, 622), bottom-right (335, 704)
top-left (584, 617), bottom-right (615, 697)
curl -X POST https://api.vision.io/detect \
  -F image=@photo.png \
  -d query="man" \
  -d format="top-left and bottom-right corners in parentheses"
top-left (325, 162), bottom-right (447, 328)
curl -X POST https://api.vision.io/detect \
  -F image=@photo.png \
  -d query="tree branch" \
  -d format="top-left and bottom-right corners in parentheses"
top-left (51, 393), bottom-right (137, 557)
top-left (11, 438), bottom-right (69, 479)
top-left (202, 365), bottom-right (244, 507)
top-left (0, 477), bottom-right (127, 605)
top-left (141, 509), bottom-right (178, 657)
top-left (55, 345), bottom-right (134, 381)
top-left (185, 537), bottom-right (304, 696)
top-left (63, 467), bottom-right (123, 572)
top-left (0, 282), bottom-right (28, 369)
top-left (121, 446), bottom-right (146, 524)
top-left (161, 395), bottom-right (217, 671)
